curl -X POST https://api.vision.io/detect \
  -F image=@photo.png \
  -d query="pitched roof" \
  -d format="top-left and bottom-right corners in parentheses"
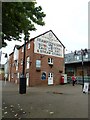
top-left (30, 30), bottom-right (65, 48)
top-left (9, 30), bottom-right (65, 55)
top-left (19, 30), bottom-right (65, 49)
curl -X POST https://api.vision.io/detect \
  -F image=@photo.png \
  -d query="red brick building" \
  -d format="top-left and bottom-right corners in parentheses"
top-left (8, 30), bottom-right (65, 86)
top-left (0, 64), bottom-right (4, 80)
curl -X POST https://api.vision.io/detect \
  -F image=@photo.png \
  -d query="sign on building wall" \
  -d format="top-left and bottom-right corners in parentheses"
top-left (34, 31), bottom-right (64, 57)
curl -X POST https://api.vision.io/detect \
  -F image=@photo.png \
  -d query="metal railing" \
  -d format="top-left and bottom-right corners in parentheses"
top-left (67, 76), bottom-right (90, 84)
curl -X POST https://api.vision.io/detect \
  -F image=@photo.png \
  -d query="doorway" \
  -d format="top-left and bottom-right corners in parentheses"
top-left (48, 73), bottom-right (53, 85)
top-left (26, 73), bottom-right (29, 87)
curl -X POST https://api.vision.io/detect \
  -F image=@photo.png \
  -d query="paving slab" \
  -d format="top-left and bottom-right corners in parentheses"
top-left (1, 81), bottom-right (89, 118)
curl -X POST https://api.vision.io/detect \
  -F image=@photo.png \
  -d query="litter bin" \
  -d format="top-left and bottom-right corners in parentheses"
top-left (19, 75), bottom-right (26, 94)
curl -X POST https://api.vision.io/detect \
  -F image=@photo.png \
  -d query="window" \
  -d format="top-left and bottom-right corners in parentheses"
top-left (11, 73), bottom-right (13, 78)
top-left (26, 56), bottom-right (30, 69)
top-left (48, 73), bottom-right (53, 77)
top-left (15, 60), bottom-right (18, 71)
top-left (77, 56), bottom-right (79, 60)
top-left (16, 64), bottom-right (18, 71)
top-left (41, 72), bottom-right (46, 80)
top-left (12, 63), bottom-right (14, 66)
top-left (36, 60), bottom-right (41, 68)
top-left (48, 58), bottom-right (53, 65)
top-left (21, 59), bottom-right (23, 65)
top-left (74, 55), bottom-right (80, 61)
top-left (28, 43), bottom-right (30, 49)
top-left (17, 72), bottom-right (19, 78)
top-left (74, 56), bottom-right (77, 61)
top-left (65, 58), bottom-right (67, 62)
top-left (22, 47), bottom-right (24, 52)
top-left (85, 54), bottom-right (88, 59)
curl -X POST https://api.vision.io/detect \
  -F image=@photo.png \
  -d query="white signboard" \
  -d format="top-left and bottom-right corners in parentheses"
top-left (62, 74), bottom-right (67, 83)
top-left (83, 83), bottom-right (89, 93)
top-left (34, 31), bottom-right (64, 57)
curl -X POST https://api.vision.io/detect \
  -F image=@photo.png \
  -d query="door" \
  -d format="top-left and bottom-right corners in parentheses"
top-left (26, 73), bottom-right (29, 87)
top-left (48, 73), bottom-right (53, 85)
top-left (26, 77), bottom-right (29, 86)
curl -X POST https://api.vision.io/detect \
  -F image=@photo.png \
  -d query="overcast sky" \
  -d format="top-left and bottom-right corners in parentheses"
top-left (1, 0), bottom-right (89, 64)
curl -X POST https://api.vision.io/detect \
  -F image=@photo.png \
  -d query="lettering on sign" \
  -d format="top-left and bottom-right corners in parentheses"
top-left (34, 31), bottom-right (63, 57)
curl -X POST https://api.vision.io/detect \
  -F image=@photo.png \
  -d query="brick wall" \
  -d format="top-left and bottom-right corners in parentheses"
top-left (29, 53), bottom-right (64, 86)
top-left (9, 39), bottom-right (64, 86)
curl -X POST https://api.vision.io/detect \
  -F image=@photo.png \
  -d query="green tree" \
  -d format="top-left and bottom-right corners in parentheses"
top-left (2, 2), bottom-right (46, 47)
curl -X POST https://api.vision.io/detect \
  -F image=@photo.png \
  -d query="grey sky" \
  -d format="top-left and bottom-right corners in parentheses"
top-left (1, 0), bottom-right (89, 64)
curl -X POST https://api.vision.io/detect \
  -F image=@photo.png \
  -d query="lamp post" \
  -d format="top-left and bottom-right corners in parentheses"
top-left (19, 32), bottom-right (29, 94)
top-left (4, 53), bottom-right (8, 84)
top-left (81, 49), bottom-right (88, 89)
top-left (74, 49), bottom-right (88, 89)
top-left (81, 49), bottom-right (84, 89)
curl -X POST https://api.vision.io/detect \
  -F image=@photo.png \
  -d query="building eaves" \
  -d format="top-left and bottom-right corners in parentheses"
top-left (30, 30), bottom-right (65, 48)
top-left (19, 30), bottom-right (65, 49)
top-left (9, 52), bottom-right (14, 56)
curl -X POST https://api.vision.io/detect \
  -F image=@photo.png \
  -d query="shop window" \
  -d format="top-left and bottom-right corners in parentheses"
top-left (48, 58), bottom-right (53, 65)
top-left (41, 72), bottom-right (46, 80)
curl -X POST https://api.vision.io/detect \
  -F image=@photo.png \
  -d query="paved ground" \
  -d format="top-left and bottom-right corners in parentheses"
top-left (1, 81), bottom-right (89, 119)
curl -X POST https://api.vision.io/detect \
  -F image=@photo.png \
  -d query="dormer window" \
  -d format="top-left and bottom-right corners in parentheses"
top-left (48, 58), bottom-right (53, 65)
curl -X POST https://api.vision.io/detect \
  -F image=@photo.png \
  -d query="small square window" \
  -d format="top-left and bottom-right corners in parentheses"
top-left (48, 58), bottom-right (53, 65)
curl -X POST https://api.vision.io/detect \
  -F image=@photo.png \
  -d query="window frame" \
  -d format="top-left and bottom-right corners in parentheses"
top-left (28, 43), bottom-right (30, 49)
top-left (41, 72), bottom-right (46, 80)
top-left (36, 60), bottom-right (41, 68)
top-left (21, 59), bottom-right (23, 65)
top-left (26, 56), bottom-right (30, 69)
top-left (22, 47), bottom-right (24, 52)
top-left (48, 58), bottom-right (53, 64)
